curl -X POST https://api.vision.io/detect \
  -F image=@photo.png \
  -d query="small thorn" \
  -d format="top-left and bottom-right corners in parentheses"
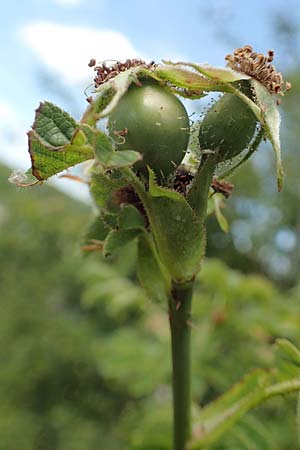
top-left (175, 301), bottom-right (182, 311)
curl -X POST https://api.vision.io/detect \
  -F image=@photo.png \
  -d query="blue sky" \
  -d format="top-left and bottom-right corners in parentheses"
top-left (1, 0), bottom-right (299, 198)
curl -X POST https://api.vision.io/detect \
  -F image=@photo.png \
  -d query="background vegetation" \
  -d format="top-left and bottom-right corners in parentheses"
top-left (1, 64), bottom-right (300, 448)
top-left (1, 14), bottom-right (300, 445)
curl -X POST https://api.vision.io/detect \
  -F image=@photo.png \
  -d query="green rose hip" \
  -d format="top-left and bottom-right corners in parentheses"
top-left (108, 79), bottom-right (190, 180)
top-left (198, 81), bottom-right (257, 162)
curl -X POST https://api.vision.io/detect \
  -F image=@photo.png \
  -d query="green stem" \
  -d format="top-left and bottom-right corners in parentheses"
top-left (169, 280), bottom-right (194, 450)
top-left (264, 378), bottom-right (300, 399)
top-left (187, 154), bottom-right (218, 218)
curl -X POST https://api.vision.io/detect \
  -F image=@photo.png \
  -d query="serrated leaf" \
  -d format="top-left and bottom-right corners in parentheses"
top-left (107, 149), bottom-right (142, 168)
top-left (275, 338), bottom-right (300, 378)
top-left (82, 125), bottom-right (141, 169)
top-left (199, 370), bottom-right (269, 422)
top-left (102, 212), bottom-right (119, 228)
top-left (148, 168), bottom-right (183, 201)
top-left (251, 79), bottom-right (284, 191)
top-left (232, 416), bottom-right (277, 450)
top-left (137, 232), bottom-right (171, 304)
top-left (28, 102), bottom-right (94, 180)
top-left (104, 228), bottom-right (141, 256)
top-left (29, 128), bottom-right (94, 180)
top-left (118, 204), bottom-right (145, 229)
top-left (90, 169), bottom-right (128, 211)
top-left (188, 370), bottom-right (271, 449)
top-left (188, 371), bottom-right (300, 449)
top-left (147, 169), bottom-right (205, 282)
top-left (33, 101), bottom-right (78, 147)
top-left (82, 214), bottom-right (111, 252)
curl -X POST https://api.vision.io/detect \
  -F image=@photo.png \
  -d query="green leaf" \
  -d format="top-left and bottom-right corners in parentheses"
top-left (81, 85), bottom-right (116, 125)
top-left (165, 61), bottom-right (251, 83)
top-left (104, 228), bottom-right (141, 256)
top-left (198, 370), bottom-right (269, 422)
top-left (82, 202), bottom-right (146, 257)
top-left (154, 62), bottom-right (252, 98)
top-left (82, 125), bottom-right (141, 169)
top-left (154, 65), bottom-right (214, 93)
top-left (102, 212), bottom-right (119, 229)
top-left (118, 204), bottom-right (145, 229)
top-left (137, 232), bottom-right (171, 304)
top-left (275, 338), bottom-right (300, 378)
top-left (94, 71), bottom-right (133, 118)
top-left (81, 214), bottom-right (111, 251)
top-left (106, 149), bottom-right (142, 168)
top-left (188, 370), bottom-right (271, 449)
top-left (90, 169), bottom-right (128, 211)
top-left (148, 168), bottom-right (184, 201)
top-left (232, 415), bottom-right (278, 450)
top-left (147, 169), bottom-right (205, 282)
top-left (188, 370), bottom-right (300, 449)
top-left (33, 101), bottom-right (78, 147)
top-left (29, 128), bottom-right (94, 180)
top-left (213, 194), bottom-right (229, 233)
top-left (28, 102), bottom-right (94, 180)
top-left (82, 67), bottom-right (156, 123)
top-left (251, 79), bottom-right (284, 191)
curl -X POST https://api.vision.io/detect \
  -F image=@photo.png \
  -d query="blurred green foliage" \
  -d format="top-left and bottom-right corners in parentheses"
top-left (2, 140), bottom-right (300, 450)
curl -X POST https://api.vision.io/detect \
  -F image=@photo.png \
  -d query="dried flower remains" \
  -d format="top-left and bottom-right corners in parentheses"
top-left (225, 45), bottom-right (291, 95)
top-left (91, 59), bottom-right (157, 89)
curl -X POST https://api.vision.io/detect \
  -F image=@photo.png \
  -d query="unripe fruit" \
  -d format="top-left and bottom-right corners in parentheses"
top-left (198, 81), bottom-right (257, 162)
top-left (108, 79), bottom-right (190, 180)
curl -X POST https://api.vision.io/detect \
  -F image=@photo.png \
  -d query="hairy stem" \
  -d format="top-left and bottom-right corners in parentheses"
top-left (187, 154), bottom-right (218, 218)
top-left (169, 280), bottom-right (194, 450)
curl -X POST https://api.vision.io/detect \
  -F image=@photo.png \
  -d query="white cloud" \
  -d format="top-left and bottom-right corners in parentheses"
top-left (0, 101), bottom-right (20, 122)
top-left (20, 21), bottom-right (145, 84)
top-left (0, 100), bottom-right (29, 169)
